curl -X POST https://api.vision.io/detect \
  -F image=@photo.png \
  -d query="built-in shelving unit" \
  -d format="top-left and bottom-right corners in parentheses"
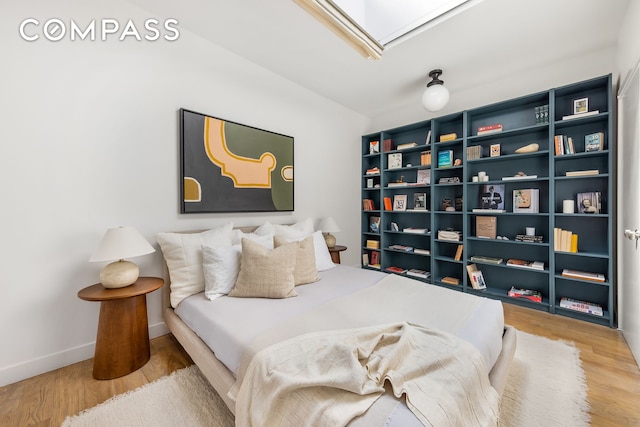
top-left (360, 75), bottom-right (615, 327)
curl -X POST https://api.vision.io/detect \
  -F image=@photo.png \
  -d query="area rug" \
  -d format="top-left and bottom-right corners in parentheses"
top-left (62, 330), bottom-right (589, 427)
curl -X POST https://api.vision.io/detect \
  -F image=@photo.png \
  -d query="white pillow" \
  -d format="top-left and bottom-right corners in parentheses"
top-left (203, 244), bottom-right (242, 300)
top-left (156, 222), bottom-right (233, 307)
top-left (231, 229), bottom-right (274, 249)
top-left (253, 221), bottom-right (275, 236)
top-left (272, 218), bottom-right (314, 240)
top-left (276, 229), bottom-right (335, 272)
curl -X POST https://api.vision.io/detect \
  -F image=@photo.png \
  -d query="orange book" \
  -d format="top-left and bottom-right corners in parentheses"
top-left (384, 197), bottom-right (392, 211)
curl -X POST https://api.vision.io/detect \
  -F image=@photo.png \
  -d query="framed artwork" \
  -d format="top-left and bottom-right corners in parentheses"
top-left (393, 194), bottom-right (407, 211)
top-left (573, 97), bottom-right (588, 114)
top-left (179, 109), bottom-right (294, 213)
top-left (577, 192), bottom-right (601, 214)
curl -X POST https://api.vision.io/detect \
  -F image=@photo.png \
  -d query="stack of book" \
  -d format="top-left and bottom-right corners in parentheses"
top-left (438, 230), bottom-right (461, 241)
top-left (535, 105), bottom-right (549, 124)
top-left (477, 124), bottom-right (503, 136)
top-left (515, 234), bottom-right (544, 243)
top-left (554, 134), bottom-right (575, 155)
top-left (403, 227), bottom-right (429, 234)
top-left (362, 199), bottom-right (376, 210)
top-left (508, 287), bottom-right (542, 303)
top-left (470, 255), bottom-right (503, 265)
top-left (441, 276), bottom-right (461, 285)
top-left (559, 297), bottom-right (603, 316)
top-left (386, 266), bottom-right (407, 274)
top-left (506, 258), bottom-right (545, 270)
top-left (561, 110), bottom-right (600, 121)
top-left (397, 142), bottom-right (417, 150)
top-left (466, 145), bottom-right (482, 160)
top-left (365, 167), bottom-right (380, 175)
top-left (439, 133), bottom-right (457, 142)
top-left (553, 228), bottom-right (578, 252)
top-left (561, 269), bottom-right (605, 282)
top-left (420, 151), bottom-right (432, 166)
top-left (414, 248), bottom-right (431, 255)
top-left (365, 240), bottom-right (380, 249)
top-left (406, 269), bottom-right (430, 279)
top-left (389, 244), bottom-right (413, 252)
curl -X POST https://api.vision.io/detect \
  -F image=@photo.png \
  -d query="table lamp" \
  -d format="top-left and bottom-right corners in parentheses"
top-left (319, 217), bottom-right (340, 248)
top-left (89, 226), bottom-right (155, 288)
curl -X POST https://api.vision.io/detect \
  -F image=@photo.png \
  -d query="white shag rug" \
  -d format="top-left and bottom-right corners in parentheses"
top-left (62, 330), bottom-right (589, 427)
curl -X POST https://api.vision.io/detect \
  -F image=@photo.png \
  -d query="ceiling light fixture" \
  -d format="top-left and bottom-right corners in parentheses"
top-left (422, 69), bottom-right (450, 112)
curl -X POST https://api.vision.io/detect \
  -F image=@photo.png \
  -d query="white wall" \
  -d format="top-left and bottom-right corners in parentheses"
top-left (0, 0), bottom-right (368, 386)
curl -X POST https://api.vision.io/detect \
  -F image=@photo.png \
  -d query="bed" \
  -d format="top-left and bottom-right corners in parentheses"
top-left (159, 222), bottom-right (517, 426)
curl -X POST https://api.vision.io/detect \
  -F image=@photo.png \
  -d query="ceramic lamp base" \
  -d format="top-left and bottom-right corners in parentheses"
top-left (100, 260), bottom-right (139, 288)
top-left (323, 232), bottom-right (336, 248)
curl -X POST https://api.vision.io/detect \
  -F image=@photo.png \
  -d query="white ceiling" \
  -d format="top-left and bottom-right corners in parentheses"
top-left (130, 0), bottom-right (629, 120)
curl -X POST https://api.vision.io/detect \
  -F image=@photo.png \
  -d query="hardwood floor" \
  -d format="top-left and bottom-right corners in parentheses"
top-left (1, 305), bottom-right (639, 426)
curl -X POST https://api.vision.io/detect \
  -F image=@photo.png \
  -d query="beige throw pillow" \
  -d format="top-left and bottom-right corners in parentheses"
top-left (274, 235), bottom-right (319, 286)
top-left (229, 238), bottom-right (298, 299)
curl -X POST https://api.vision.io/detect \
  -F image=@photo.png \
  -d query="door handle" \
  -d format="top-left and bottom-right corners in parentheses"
top-left (624, 229), bottom-right (640, 240)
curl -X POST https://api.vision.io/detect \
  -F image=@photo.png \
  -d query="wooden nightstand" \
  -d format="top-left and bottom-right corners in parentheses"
top-left (328, 245), bottom-right (347, 264)
top-left (78, 277), bottom-right (164, 380)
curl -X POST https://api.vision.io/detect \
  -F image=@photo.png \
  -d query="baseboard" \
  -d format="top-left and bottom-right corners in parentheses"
top-left (0, 321), bottom-right (169, 387)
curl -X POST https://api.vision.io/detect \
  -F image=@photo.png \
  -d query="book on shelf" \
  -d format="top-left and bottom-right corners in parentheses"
top-left (370, 251), bottom-right (379, 265)
top-left (397, 142), bottom-right (418, 150)
top-left (362, 253), bottom-right (369, 266)
top-left (420, 151), bottom-right (431, 166)
top-left (386, 266), bottom-right (407, 274)
top-left (506, 258), bottom-right (544, 270)
top-left (477, 124), bottom-right (503, 136)
top-left (393, 194), bottom-right (408, 211)
top-left (585, 132), bottom-right (604, 152)
top-left (365, 167), bottom-right (380, 175)
top-left (513, 188), bottom-right (539, 213)
top-left (479, 184), bottom-right (505, 210)
top-left (413, 192), bottom-right (427, 210)
top-left (466, 145), bottom-right (482, 160)
top-left (565, 169), bottom-right (599, 177)
top-left (388, 152), bottom-right (402, 169)
top-left (502, 174), bottom-right (538, 181)
top-left (413, 248), bottom-right (431, 255)
top-left (561, 269), bottom-right (605, 282)
top-left (476, 216), bottom-right (497, 239)
top-left (473, 208), bottom-right (506, 213)
top-left (403, 227), bottom-right (429, 234)
top-left (417, 168), bottom-right (431, 184)
top-left (437, 230), bottom-right (461, 241)
top-left (389, 244), bottom-right (413, 252)
top-left (407, 268), bottom-right (430, 279)
top-left (508, 287), bottom-right (542, 303)
top-left (369, 140), bottom-right (379, 154)
top-left (439, 132), bottom-right (457, 142)
top-left (369, 216), bottom-right (380, 233)
top-left (515, 234), bottom-right (544, 243)
top-left (383, 138), bottom-right (393, 152)
top-left (383, 197), bottom-right (392, 211)
top-left (561, 110), bottom-right (599, 120)
top-left (466, 264), bottom-right (486, 289)
top-left (425, 130), bottom-right (432, 145)
top-left (553, 227), bottom-right (578, 252)
top-left (362, 199), bottom-right (375, 210)
top-left (454, 244), bottom-right (464, 261)
top-left (441, 276), bottom-right (460, 285)
top-left (535, 105), bottom-right (549, 124)
top-left (368, 264), bottom-right (381, 269)
top-left (559, 297), bottom-right (603, 316)
top-left (388, 181), bottom-right (409, 187)
top-left (437, 150), bottom-right (453, 168)
top-left (470, 255), bottom-right (503, 264)
top-left (365, 239), bottom-right (380, 249)
top-left (576, 192), bottom-right (601, 214)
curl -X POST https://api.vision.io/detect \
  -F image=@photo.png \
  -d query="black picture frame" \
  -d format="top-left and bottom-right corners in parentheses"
top-left (179, 108), bottom-right (294, 213)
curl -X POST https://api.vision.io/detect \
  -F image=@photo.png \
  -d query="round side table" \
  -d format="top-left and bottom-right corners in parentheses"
top-left (328, 245), bottom-right (347, 264)
top-left (78, 277), bottom-right (164, 380)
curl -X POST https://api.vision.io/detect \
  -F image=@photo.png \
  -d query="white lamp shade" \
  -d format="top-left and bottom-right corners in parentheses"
top-left (89, 226), bottom-right (155, 262)
top-left (319, 217), bottom-right (340, 233)
top-left (422, 84), bottom-right (450, 112)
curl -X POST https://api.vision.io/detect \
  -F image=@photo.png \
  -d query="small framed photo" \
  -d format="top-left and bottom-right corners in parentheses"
top-left (490, 143), bottom-right (501, 157)
top-left (393, 194), bottom-right (407, 211)
top-left (573, 97), bottom-right (588, 115)
top-left (369, 140), bottom-right (380, 154)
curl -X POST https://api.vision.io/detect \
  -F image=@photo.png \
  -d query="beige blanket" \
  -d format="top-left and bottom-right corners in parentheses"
top-left (235, 322), bottom-right (499, 427)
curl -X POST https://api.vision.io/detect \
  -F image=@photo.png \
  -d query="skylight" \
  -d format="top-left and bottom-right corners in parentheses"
top-left (294, 0), bottom-right (479, 59)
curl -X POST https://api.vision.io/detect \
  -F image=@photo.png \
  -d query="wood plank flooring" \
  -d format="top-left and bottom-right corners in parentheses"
top-left (1, 304), bottom-right (639, 426)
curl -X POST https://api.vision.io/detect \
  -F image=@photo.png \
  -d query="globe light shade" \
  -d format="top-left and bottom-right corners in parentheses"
top-left (422, 83), bottom-right (450, 112)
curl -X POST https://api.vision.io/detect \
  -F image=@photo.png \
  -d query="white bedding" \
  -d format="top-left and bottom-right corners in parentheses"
top-left (175, 265), bottom-right (504, 376)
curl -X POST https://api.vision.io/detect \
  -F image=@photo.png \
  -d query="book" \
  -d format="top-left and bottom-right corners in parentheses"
top-left (454, 244), bottom-right (463, 261)
top-left (365, 167), bottom-right (380, 175)
top-left (441, 276), bottom-right (461, 285)
top-left (514, 234), bottom-right (544, 243)
top-left (369, 216), bottom-right (380, 233)
top-left (476, 216), bottom-right (497, 239)
top-left (403, 227), bottom-right (429, 234)
top-left (472, 208), bottom-right (506, 213)
top-left (576, 192), bottom-right (601, 214)
top-left (413, 248), bottom-right (431, 255)
top-left (417, 168), bottom-right (431, 184)
top-left (387, 182), bottom-right (409, 187)
top-left (420, 151), bottom-right (431, 166)
top-left (502, 174), bottom-right (538, 181)
top-left (466, 145), bottom-right (482, 160)
top-left (389, 244), bottom-right (414, 252)
top-left (479, 184), bottom-right (505, 210)
top-left (362, 253), bottom-right (369, 266)
top-left (369, 140), bottom-right (379, 154)
top-left (439, 132), bottom-right (457, 142)
top-left (397, 142), bottom-right (418, 150)
top-left (386, 266), bottom-right (407, 274)
top-left (437, 150), bottom-right (453, 168)
top-left (508, 287), bottom-right (542, 303)
top-left (561, 110), bottom-right (600, 120)
top-left (477, 124), bottom-right (503, 136)
top-left (383, 138), bottom-right (393, 152)
top-left (383, 197), bottom-right (392, 211)
top-left (570, 234), bottom-right (579, 253)
top-left (437, 230), bottom-right (461, 241)
top-left (506, 258), bottom-right (544, 270)
top-left (425, 130), bottom-right (432, 145)
top-left (554, 135), bottom-right (564, 155)
top-left (370, 251), bottom-right (379, 266)
top-left (387, 153), bottom-right (402, 169)
top-left (366, 239), bottom-right (380, 249)
top-left (513, 188), bottom-right (539, 213)
top-left (407, 268), bottom-right (429, 279)
top-left (470, 255), bottom-right (503, 264)
top-left (393, 194), bottom-right (407, 211)
top-left (585, 132), bottom-right (605, 152)
top-left (466, 264), bottom-right (486, 289)
top-left (362, 199), bottom-right (375, 210)
top-left (561, 269), bottom-right (605, 282)
top-left (559, 297), bottom-right (603, 316)
top-left (565, 169), bottom-right (599, 177)
top-left (413, 192), bottom-right (427, 210)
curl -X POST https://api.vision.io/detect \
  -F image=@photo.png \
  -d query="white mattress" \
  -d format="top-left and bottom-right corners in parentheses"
top-left (175, 265), bottom-right (504, 377)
